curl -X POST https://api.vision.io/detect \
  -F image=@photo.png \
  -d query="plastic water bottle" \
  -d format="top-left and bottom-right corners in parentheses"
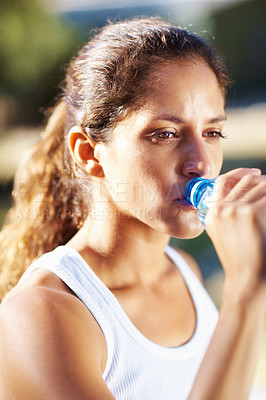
top-left (185, 177), bottom-right (216, 227)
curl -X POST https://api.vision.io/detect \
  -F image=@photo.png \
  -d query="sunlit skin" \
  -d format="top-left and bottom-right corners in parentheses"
top-left (96, 60), bottom-right (226, 239)
top-left (67, 61), bottom-right (226, 282)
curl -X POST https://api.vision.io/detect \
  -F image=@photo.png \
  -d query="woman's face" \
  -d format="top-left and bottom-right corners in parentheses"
top-left (97, 60), bottom-right (226, 238)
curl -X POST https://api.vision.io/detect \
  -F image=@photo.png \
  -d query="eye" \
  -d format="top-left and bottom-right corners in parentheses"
top-left (156, 131), bottom-right (175, 139)
top-left (149, 128), bottom-right (179, 144)
top-left (203, 130), bottom-right (227, 140)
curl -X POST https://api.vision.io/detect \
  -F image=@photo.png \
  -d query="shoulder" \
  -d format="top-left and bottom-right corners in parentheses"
top-left (0, 273), bottom-right (111, 399)
top-left (0, 277), bottom-right (107, 366)
top-left (1, 270), bottom-right (107, 355)
top-left (174, 247), bottom-right (204, 283)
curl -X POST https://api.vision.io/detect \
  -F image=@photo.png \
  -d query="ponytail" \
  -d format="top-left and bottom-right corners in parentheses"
top-left (0, 101), bottom-right (87, 301)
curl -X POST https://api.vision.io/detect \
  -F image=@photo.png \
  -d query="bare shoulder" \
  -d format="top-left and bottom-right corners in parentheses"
top-left (175, 247), bottom-right (204, 283)
top-left (0, 271), bottom-right (114, 400)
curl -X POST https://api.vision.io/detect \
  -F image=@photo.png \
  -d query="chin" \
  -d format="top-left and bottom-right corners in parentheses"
top-left (181, 227), bottom-right (204, 239)
top-left (168, 214), bottom-right (204, 239)
top-left (171, 227), bottom-right (204, 240)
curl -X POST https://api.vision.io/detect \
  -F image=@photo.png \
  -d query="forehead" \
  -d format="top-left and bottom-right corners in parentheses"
top-left (111, 60), bottom-right (225, 142)
top-left (146, 59), bottom-right (221, 89)
top-left (140, 60), bottom-right (225, 114)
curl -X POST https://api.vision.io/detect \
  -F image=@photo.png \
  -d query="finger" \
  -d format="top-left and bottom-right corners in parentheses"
top-left (254, 195), bottom-right (266, 231)
top-left (223, 174), bottom-right (266, 203)
top-left (213, 168), bottom-right (262, 201)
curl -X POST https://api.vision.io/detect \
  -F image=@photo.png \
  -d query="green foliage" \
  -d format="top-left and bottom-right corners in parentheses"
top-left (0, 0), bottom-right (80, 122)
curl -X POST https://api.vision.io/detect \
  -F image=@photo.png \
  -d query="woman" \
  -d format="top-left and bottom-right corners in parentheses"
top-left (0, 17), bottom-right (265, 399)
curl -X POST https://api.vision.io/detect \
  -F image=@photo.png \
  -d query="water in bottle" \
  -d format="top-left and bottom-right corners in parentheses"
top-left (185, 177), bottom-right (216, 227)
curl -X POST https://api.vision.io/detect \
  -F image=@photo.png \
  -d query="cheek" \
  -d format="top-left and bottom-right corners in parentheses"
top-left (118, 148), bottom-right (169, 205)
top-left (212, 147), bottom-right (224, 176)
top-left (136, 159), bottom-right (176, 205)
top-left (103, 147), bottom-right (154, 203)
top-left (131, 165), bottom-right (163, 204)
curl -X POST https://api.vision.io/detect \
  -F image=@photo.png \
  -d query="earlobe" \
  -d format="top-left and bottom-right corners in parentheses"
top-left (68, 126), bottom-right (105, 178)
top-left (85, 160), bottom-right (105, 178)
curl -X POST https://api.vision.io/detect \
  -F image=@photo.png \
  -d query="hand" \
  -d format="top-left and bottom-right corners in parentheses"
top-left (205, 168), bottom-right (266, 308)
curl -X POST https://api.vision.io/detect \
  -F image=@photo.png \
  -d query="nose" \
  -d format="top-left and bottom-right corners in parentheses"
top-left (181, 142), bottom-right (212, 179)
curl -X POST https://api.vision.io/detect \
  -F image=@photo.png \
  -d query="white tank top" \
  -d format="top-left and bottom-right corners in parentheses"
top-left (20, 245), bottom-right (218, 399)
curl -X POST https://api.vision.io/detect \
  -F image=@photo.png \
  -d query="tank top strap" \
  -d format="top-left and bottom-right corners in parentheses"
top-left (165, 245), bottom-right (218, 317)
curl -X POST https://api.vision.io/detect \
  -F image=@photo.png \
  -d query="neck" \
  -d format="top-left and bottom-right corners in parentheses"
top-left (67, 200), bottom-right (171, 288)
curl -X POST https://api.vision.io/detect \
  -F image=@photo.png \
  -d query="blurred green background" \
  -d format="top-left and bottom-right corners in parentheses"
top-left (0, 0), bottom-right (265, 395)
top-left (1, 0), bottom-right (265, 281)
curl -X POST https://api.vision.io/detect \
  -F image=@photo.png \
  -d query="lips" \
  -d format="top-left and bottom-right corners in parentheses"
top-left (175, 198), bottom-right (196, 209)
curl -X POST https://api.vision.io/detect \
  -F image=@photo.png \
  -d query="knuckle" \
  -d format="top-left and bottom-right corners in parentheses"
top-left (236, 203), bottom-right (256, 222)
top-left (221, 203), bottom-right (237, 218)
top-left (212, 201), bottom-right (236, 218)
top-left (236, 203), bottom-right (250, 215)
top-left (258, 180), bottom-right (266, 192)
top-left (214, 176), bottom-right (234, 197)
top-left (241, 173), bottom-right (257, 186)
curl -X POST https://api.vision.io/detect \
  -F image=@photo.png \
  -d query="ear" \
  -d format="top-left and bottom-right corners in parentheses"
top-left (68, 126), bottom-right (104, 178)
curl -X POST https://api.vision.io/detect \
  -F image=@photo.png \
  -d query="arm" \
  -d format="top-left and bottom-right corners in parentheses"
top-left (189, 288), bottom-right (265, 399)
top-left (189, 168), bottom-right (266, 400)
top-left (0, 285), bottom-right (116, 400)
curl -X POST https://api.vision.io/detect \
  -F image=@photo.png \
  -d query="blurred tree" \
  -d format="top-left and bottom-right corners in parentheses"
top-left (0, 0), bottom-right (80, 124)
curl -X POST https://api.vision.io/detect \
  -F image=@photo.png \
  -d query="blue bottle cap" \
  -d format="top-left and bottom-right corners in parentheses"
top-left (185, 178), bottom-right (215, 208)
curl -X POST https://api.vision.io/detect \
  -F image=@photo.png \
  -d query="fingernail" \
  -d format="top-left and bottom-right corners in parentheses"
top-left (251, 168), bottom-right (262, 175)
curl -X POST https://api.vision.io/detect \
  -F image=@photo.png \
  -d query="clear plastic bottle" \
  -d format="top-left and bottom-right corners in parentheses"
top-left (185, 177), bottom-right (216, 227)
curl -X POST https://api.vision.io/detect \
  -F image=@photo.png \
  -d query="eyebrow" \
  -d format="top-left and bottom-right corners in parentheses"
top-left (151, 114), bottom-right (227, 124)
